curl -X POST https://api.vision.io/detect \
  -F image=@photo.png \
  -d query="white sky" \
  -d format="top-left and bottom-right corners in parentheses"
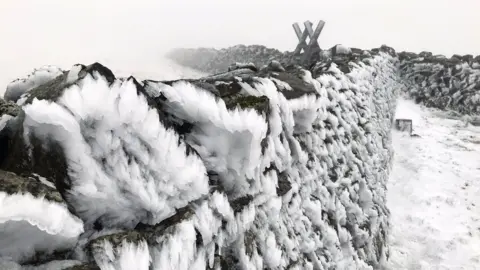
top-left (1, 0), bottom-right (479, 91)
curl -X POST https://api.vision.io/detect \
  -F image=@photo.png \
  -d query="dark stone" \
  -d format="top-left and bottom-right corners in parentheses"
top-left (89, 230), bottom-right (146, 252)
top-left (228, 62), bottom-right (258, 72)
top-left (230, 195), bottom-right (253, 214)
top-left (214, 81), bottom-right (242, 97)
top-left (0, 170), bottom-right (63, 203)
top-left (218, 251), bottom-right (239, 270)
top-left (244, 230), bottom-right (257, 257)
top-left (331, 44), bottom-right (351, 57)
top-left (0, 112), bottom-right (70, 200)
top-left (64, 263), bottom-right (101, 270)
top-left (419, 51), bottom-right (433, 58)
top-left (267, 60), bottom-right (285, 72)
top-left (134, 204), bottom-right (195, 242)
top-left (21, 249), bottom-right (74, 267)
top-left (276, 171), bottom-right (292, 196)
top-left (271, 72), bottom-right (317, 99)
top-left (461, 54), bottom-right (473, 63)
top-left (191, 81), bottom-right (221, 96)
top-left (379, 45), bottom-right (396, 56)
top-left (23, 63), bottom-right (115, 105)
top-left (224, 95), bottom-right (270, 115)
top-left (88, 204), bottom-right (197, 262)
top-left (0, 99), bottom-right (20, 117)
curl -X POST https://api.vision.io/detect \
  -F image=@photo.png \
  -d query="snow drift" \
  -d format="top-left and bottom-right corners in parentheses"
top-left (0, 46), bottom-right (401, 269)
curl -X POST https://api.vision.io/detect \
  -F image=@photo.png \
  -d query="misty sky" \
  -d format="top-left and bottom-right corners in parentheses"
top-left (1, 0), bottom-right (479, 91)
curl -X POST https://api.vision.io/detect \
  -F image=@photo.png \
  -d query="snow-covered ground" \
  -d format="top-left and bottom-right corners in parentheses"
top-left (387, 99), bottom-right (480, 270)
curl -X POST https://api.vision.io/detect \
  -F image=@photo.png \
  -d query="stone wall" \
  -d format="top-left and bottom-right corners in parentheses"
top-left (399, 52), bottom-right (480, 115)
top-left (0, 46), bottom-right (401, 269)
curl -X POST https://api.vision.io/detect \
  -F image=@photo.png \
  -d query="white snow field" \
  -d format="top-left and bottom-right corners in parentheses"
top-left (387, 98), bottom-right (480, 270)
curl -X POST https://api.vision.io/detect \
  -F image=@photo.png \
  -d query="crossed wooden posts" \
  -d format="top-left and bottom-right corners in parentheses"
top-left (292, 20), bottom-right (325, 62)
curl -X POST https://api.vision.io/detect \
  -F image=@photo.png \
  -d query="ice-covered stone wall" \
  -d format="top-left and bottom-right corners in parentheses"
top-left (0, 45), bottom-right (401, 269)
top-left (399, 52), bottom-right (480, 115)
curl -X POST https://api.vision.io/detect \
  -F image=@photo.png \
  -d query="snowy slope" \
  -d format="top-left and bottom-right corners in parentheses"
top-left (387, 99), bottom-right (480, 270)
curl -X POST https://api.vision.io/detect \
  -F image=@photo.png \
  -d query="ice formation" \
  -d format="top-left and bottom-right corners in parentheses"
top-left (4, 66), bottom-right (63, 103)
top-left (8, 42), bottom-right (479, 269)
top-left (0, 171), bottom-right (83, 264)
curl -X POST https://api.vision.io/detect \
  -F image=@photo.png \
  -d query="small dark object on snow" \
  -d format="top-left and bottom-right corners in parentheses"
top-left (395, 119), bottom-right (413, 134)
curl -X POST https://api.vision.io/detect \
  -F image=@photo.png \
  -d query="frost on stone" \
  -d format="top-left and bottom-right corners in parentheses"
top-left (140, 50), bottom-right (400, 269)
top-left (4, 66), bottom-right (63, 103)
top-left (0, 45), bottom-right (402, 268)
top-left (0, 98), bottom-right (20, 144)
top-left (0, 170), bottom-right (84, 264)
top-left (21, 74), bottom-right (210, 230)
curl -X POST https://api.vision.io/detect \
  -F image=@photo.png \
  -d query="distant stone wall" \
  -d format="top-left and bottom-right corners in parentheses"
top-left (166, 45), bottom-right (294, 74)
top-left (399, 52), bottom-right (480, 115)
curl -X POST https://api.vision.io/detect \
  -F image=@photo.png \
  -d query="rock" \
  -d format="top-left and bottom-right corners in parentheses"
top-left (229, 195), bottom-right (254, 214)
top-left (224, 95), bottom-right (270, 115)
top-left (276, 171), bottom-right (292, 197)
top-left (63, 262), bottom-right (101, 270)
top-left (398, 51), bottom-right (418, 61)
top-left (267, 60), bottom-right (285, 72)
top-left (0, 62), bottom-right (210, 233)
top-left (270, 71), bottom-right (317, 99)
top-left (331, 44), bottom-right (352, 56)
top-left (228, 62), bottom-right (258, 72)
top-left (22, 63), bottom-right (115, 105)
top-left (0, 169), bottom-right (62, 203)
top-left (0, 170), bottom-right (83, 264)
top-left (462, 54), bottom-right (474, 63)
top-left (4, 66), bottom-right (63, 103)
top-left (379, 45), bottom-right (396, 56)
top-left (0, 98), bottom-right (20, 117)
top-left (419, 51), bottom-right (433, 58)
top-left (0, 111), bottom-right (71, 199)
top-left (449, 55), bottom-right (462, 64)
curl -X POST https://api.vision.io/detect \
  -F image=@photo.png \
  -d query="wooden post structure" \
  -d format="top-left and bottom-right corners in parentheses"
top-left (292, 20), bottom-right (325, 63)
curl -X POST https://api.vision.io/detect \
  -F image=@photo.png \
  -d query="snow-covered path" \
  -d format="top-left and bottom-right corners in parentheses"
top-left (387, 99), bottom-right (480, 270)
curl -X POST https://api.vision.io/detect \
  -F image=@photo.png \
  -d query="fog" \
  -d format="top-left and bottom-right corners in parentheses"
top-left (1, 0), bottom-right (479, 94)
